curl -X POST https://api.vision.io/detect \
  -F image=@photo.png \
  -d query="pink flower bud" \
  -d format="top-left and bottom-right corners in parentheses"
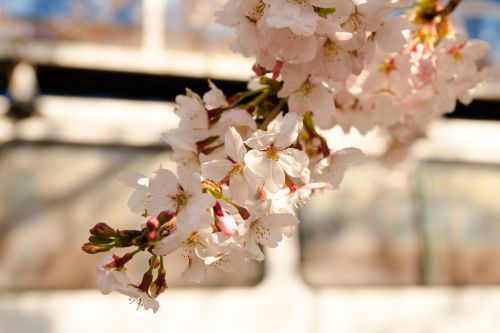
top-left (213, 202), bottom-right (237, 236)
top-left (252, 63), bottom-right (267, 76)
top-left (81, 242), bottom-right (113, 254)
top-left (271, 60), bottom-right (283, 79)
top-left (148, 231), bottom-right (158, 241)
top-left (147, 217), bottom-right (160, 230)
top-left (158, 210), bottom-right (176, 224)
top-left (150, 272), bottom-right (168, 298)
top-left (90, 222), bottom-right (116, 237)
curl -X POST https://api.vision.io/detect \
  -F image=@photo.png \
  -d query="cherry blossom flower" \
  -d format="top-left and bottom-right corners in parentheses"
top-left (237, 200), bottom-right (299, 261)
top-left (118, 171), bottom-right (150, 214)
top-left (96, 255), bottom-right (131, 295)
top-left (147, 169), bottom-right (215, 235)
top-left (202, 127), bottom-right (260, 204)
top-left (165, 89), bottom-right (210, 149)
top-left (244, 113), bottom-right (309, 192)
top-left (203, 80), bottom-right (228, 109)
top-left (262, 27), bottom-right (319, 63)
top-left (436, 35), bottom-right (491, 83)
top-left (270, 180), bottom-right (332, 209)
top-left (117, 285), bottom-right (160, 313)
top-left (153, 227), bottom-right (228, 283)
top-left (279, 64), bottom-right (336, 129)
top-left (265, 0), bottom-right (319, 36)
top-left (213, 201), bottom-right (238, 236)
top-left (215, 0), bottom-right (262, 57)
top-left (214, 108), bottom-right (257, 140)
top-left (313, 148), bottom-right (365, 188)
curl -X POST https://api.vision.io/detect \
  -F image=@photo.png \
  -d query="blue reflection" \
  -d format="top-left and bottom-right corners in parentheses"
top-left (458, 0), bottom-right (500, 61)
top-left (0, 0), bottom-right (141, 26)
top-left (166, 0), bottom-right (232, 36)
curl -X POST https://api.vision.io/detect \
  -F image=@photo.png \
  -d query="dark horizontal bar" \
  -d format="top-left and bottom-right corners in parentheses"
top-left (0, 61), bottom-right (248, 101)
top-left (446, 100), bottom-right (500, 121)
top-left (0, 61), bottom-right (499, 120)
top-left (35, 64), bottom-right (248, 101)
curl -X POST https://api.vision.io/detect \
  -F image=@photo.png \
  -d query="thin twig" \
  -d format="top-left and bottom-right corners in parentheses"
top-left (259, 98), bottom-right (286, 130)
top-left (423, 0), bottom-right (463, 21)
top-left (436, 0), bottom-right (462, 17)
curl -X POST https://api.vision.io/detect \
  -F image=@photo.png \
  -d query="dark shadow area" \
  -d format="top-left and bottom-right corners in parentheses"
top-left (0, 61), bottom-right (248, 101)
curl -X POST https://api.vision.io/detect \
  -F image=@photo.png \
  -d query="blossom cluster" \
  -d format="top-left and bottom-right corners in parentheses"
top-left (82, 0), bottom-right (490, 312)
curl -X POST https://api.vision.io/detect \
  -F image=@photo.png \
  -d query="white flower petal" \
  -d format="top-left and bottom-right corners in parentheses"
top-left (118, 171), bottom-right (148, 189)
top-left (203, 80), bottom-right (228, 108)
top-left (273, 112), bottom-right (303, 148)
top-left (464, 40), bottom-right (491, 61)
top-left (244, 238), bottom-right (265, 261)
top-left (201, 159), bottom-right (233, 182)
top-left (244, 150), bottom-right (271, 178)
top-left (182, 255), bottom-right (207, 284)
top-left (335, 147), bottom-right (366, 167)
top-left (279, 148), bottom-right (309, 177)
top-left (179, 172), bottom-right (202, 195)
top-left (229, 173), bottom-right (249, 204)
top-left (177, 195), bottom-right (215, 234)
top-left (263, 212), bottom-right (300, 228)
top-left (149, 168), bottom-right (178, 197)
top-left (161, 129), bottom-right (198, 152)
top-left (225, 127), bottom-right (247, 162)
top-left (243, 166), bottom-right (263, 192)
top-left (153, 233), bottom-right (184, 255)
top-left (117, 287), bottom-right (160, 313)
top-left (175, 91), bottom-right (209, 132)
top-left (127, 189), bottom-right (148, 213)
top-left (244, 130), bottom-right (276, 150)
top-left (266, 161), bottom-right (286, 192)
top-left (266, 0), bottom-right (318, 36)
top-left (147, 197), bottom-right (175, 216)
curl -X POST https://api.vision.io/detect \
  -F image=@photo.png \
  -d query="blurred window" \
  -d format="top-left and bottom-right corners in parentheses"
top-left (416, 160), bottom-right (500, 284)
top-left (0, 0), bottom-right (142, 45)
top-left (456, 0), bottom-right (500, 64)
top-left (0, 143), bottom-right (263, 290)
top-left (165, 0), bottom-right (233, 52)
top-left (300, 162), bottom-right (419, 286)
top-left (300, 159), bottom-right (500, 286)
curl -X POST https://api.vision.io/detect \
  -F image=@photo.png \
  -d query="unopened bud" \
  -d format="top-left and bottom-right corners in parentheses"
top-left (109, 251), bottom-right (137, 268)
top-left (88, 235), bottom-right (113, 245)
top-left (82, 242), bottom-right (113, 254)
top-left (150, 272), bottom-right (168, 298)
top-left (157, 211), bottom-right (176, 224)
top-left (147, 217), bottom-right (160, 230)
top-left (115, 229), bottom-right (143, 247)
top-left (252, 63), bottom-right (267, 76)
top-left (214, 202), bottom-right (237, 236)
top-left (271, 60), bottom-right (283, 80)
top-left (90, 222), bottom-right (116, 237)
top-left (136, 269), bottom-right (154, 293)
top-left (258, 186), bottom-right (267, 201)
top-left (236, 206), bottom-right (250, 220)
top-left (148, 231), bottom-right (158, 241)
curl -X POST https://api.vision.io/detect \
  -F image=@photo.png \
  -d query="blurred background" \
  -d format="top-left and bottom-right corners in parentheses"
top-left (1, 1), bottom-right (500, 332)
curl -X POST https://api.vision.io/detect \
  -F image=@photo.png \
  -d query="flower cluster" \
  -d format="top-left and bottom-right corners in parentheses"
top-left (332, 7), bottom-right (490, 162)
top-left (82, 0), bottom-right (490, 312)
top-left (216, 0), bottom-right (412, 127)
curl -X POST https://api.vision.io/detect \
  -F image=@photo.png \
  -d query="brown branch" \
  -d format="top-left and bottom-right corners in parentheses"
top-left (420, 0), bottom-right (463, 22)
top-left (435, 0), bottom-right (463, 17)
